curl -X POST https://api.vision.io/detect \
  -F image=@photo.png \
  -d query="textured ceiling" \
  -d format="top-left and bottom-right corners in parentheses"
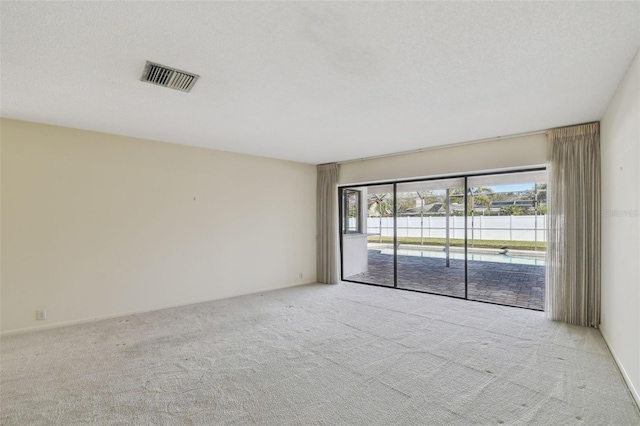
top-left (1, 2), bottom-right (639, 164)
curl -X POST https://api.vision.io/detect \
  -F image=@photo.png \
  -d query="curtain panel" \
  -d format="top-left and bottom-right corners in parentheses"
top-left (317, 163), bottom-right (339, 284)
top-left (546, 122), bottom-right (601, 327)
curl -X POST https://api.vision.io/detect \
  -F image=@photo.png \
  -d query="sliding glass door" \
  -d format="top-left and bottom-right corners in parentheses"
top-left (396, 178), bottom-right (466, 297)
top-left (339, 169), bottom-right (546, 310)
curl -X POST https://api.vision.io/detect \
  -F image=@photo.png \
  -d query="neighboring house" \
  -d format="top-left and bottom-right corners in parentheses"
top-left (489, 200), bottom-right (540, 215)
top-left (401, 202), bottom-right (445, 216)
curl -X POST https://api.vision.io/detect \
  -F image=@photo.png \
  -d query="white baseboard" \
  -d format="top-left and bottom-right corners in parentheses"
top-left (599, 327), bottom-right (640, 409)
top-left (1, 281), bottom-right (316, 337)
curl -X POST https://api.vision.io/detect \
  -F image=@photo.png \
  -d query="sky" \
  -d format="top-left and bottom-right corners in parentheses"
top-left (488, 183), bottom-right (535, 192)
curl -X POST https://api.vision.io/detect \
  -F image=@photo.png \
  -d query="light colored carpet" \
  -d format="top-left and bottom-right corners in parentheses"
top-left (1, 283), bottom-right (639, 425)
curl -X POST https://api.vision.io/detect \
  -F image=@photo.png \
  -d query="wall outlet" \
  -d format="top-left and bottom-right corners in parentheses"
top-left (36, 309), bottom-right (47, 321)
top-left (299, 273), bottom-right (303, 279)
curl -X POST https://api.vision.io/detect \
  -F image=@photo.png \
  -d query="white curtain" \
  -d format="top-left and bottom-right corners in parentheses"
top-left (546, 122), bottom-right (601, 327)
top-left (317, 163), bottom-right (339, 284)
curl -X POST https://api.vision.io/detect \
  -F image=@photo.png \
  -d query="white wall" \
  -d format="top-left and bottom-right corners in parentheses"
top-left (338, 133), bottom-right (546, 185)
top-left (600, 49), bottom-right (640, 406)
top-left (341, 234), bottom-right (368, 277)
top-left (0, 119), bottom-right (317, 334)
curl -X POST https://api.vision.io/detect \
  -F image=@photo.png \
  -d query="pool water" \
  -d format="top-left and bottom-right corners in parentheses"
top-left (378, 248), bottom-right (545, 266)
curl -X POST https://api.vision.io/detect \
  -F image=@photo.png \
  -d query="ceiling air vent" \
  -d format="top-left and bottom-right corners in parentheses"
top-left (141, 61), bottom-right (199, 93)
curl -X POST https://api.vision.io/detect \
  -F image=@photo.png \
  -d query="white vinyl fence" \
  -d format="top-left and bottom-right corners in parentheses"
top-left (364, 215), bottom-right (547, 242)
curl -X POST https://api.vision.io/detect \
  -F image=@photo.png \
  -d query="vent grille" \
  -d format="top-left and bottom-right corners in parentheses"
top-left (141, 61), bottom-right (199, 93)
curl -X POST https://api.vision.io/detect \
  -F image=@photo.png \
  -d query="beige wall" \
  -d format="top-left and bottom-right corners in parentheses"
top-left (0, 119), bottom-right (317, 334)
top-left (600, 49), bottom-right (640, 405)
top-left (338, 133), bottom-right (546, 185)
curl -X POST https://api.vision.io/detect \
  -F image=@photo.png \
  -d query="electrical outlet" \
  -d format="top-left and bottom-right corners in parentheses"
top-left (299, 273), bottom-right (303, 279)
top-left (36, 309), bottom-right (47, 321)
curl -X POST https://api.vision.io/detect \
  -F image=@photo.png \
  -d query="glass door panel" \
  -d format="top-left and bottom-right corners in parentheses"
top-left (341, 184), bottom-right (395, 287)
top-left (466, 171), bottom-right (546, 310)
top-left (396, 178), bottom-right (466, 297)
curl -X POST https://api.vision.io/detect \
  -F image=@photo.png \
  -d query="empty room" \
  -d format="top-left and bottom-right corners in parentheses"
top-left (1, 2), bottom-right (639, 425)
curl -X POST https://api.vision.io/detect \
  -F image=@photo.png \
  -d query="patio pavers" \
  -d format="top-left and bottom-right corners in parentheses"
top-left (344, 250), bottom-right (545, 310)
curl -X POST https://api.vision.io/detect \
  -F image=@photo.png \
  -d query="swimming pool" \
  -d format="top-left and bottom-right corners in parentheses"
top-left (378, 246), bottom-right (545, 266)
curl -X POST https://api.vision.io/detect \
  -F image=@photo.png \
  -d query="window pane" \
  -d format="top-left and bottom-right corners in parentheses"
top-left (344, 190), bottom-right (360, 233)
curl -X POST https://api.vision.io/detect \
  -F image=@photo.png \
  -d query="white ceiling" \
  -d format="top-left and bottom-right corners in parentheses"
top-left (1, 2), bottom-right (639, 164)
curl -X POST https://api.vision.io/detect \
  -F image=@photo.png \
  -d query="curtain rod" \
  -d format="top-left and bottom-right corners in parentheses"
top-left (337, 128), bottom-right (547, 165)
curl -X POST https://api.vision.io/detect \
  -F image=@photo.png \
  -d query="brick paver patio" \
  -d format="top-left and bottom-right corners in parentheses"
top-left (344, 249), bottom-right (545, 310)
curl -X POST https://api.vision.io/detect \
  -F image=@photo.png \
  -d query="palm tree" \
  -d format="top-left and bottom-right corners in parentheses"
top-left (470, 186), bottom-right (494, 215)
top-left (368, 194), bottom-right (393, 243)
top-left (445, 186), bottom-right (494, 215)
top-left (368, 194), bottom-right (393, 217)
